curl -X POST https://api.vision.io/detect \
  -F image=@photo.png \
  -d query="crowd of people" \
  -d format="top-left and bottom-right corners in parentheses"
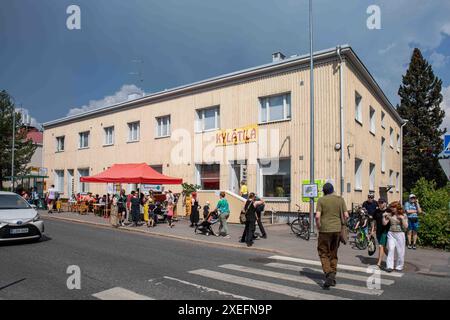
top-left (316, 183), bottom-right (423, 288)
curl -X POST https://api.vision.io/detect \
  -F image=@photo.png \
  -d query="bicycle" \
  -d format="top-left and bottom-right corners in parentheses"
top-left (289, 205), bottom-right (310, 241)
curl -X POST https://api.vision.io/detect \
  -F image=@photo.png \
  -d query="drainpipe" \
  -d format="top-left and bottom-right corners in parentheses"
top-left (400, 119), bottom-right (408, 203)
top-left (337, 46), bottom-right (345, 196)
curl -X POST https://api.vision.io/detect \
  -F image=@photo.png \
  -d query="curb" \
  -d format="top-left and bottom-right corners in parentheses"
top-left (42, 215), bottom-right (291, 256)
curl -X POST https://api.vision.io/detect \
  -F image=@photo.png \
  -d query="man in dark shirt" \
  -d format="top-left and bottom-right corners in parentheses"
top-left (372, 198), bottom-right (389, 269)
top-left (362, 193), bottom-right (377, 218)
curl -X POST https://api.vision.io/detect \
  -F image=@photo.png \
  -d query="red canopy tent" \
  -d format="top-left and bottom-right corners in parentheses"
top-left (80, 163), bottom-right (183, 185)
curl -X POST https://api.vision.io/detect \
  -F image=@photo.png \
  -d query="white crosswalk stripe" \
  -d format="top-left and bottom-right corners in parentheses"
top-left (219, 264), bottom-right (384, 296)
top-left (92, 287), bottom-right (154, 300)
top-left (268, 255), bottom-right (404, 277)
top-left (188, 269), bottom-right (350, 300)
top-left (265, 262), bottom-right (395, 286)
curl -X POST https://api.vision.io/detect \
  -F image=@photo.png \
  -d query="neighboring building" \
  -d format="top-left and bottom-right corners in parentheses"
top-left (42, 45), bottom-right (404, 213)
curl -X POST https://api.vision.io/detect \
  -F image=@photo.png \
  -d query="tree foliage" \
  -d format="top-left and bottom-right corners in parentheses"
top-left (0, 90), bottom-right (37, 189)
top-left (397, 48), bottom-right (447, 190)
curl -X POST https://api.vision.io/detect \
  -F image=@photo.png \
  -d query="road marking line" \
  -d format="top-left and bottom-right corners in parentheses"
top-left (92, 287), bottom-right (154, 300)
top-left (162, 276), bottom-right (252, 300)
top-left (265, 263), bottom-right (395, 286)
top-left (219, 264), bottom-right (383, 296)
top-left (268, 255), bottom-right (404, 277)
top-left (189, 269), bottom-right (350, 300)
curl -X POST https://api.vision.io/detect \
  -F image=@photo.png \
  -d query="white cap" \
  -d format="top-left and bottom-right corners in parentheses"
top-left (409, 194), bottom-right (416, 198)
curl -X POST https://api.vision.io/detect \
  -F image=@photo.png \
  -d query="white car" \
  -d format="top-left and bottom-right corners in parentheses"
top-left (0, 191), bottom-right (44, 242)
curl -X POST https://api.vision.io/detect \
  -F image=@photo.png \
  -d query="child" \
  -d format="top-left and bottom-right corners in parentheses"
top-left (167, 201), bottom-right (174, 228)
top-left (203, 201), bottom-right (210, 220)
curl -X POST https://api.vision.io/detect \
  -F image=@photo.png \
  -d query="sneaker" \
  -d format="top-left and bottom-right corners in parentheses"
top-left (223, 235), bottom-right (231, 239)
top-left (385, 268), bottom-right (393, 273)
top-left (246, 242), bottom-right (253, 247)
top-left (407, 245), bottom-right (412, 249)
top-left (261, 235), bottom-right (267, 239)
top-left (323, 277), bottom-right (333, 288)
top-left (412, 245), bottom-right (417, 250)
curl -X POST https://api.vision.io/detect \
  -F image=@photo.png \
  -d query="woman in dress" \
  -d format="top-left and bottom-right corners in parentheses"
top-left (110, 196), bottom-right (120, 228)
top-left (190, 192), bottom-right (200, 227)
top-left (383, 201), bottom-right (408, 272)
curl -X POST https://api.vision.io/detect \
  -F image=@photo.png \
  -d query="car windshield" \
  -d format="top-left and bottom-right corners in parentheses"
top-left (0, 194), bottom-right (31, 209)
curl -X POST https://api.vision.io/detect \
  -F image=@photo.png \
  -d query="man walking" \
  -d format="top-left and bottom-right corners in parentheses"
top-left (315, 183), bottom-right (348, 288)
top-left (46, 185), bottom-right (57, 214)
top-left (404, 194), bottom-right (422, 250)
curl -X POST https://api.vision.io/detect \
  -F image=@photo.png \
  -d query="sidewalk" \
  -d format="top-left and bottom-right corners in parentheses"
top-left (39, 210), bottom-right (450, 276)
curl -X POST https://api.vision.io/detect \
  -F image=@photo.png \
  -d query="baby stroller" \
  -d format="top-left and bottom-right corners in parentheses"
top-left (195, 209), bottom-right (220, 236)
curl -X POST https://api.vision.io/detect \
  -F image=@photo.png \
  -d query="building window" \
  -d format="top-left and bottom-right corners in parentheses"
top-left (196, 106), bottom-right (220, 132)
top-left (381, 111), bottom-right (386, 128)
top-left (128, 121), bottom-right (140, 142)
top-left (54, 170), bottom-right (64, 193)
top-left (381, 137), bottom-right (386, 173)
top-left (355, 92), bottom-right (362, 124)
top-left (56, 136), bottom-right (65, 152)
top-left (156, 115), bottom-right (171, 138)
top-left (396, 172), bottom-right (400, 193)
top-left (77, 168), bottom-right (89, 193)
top-left (369, 106), bottom-right (376, 134)
top-left (196, 164), bottom-right (220, 190)
top-left (389, 170), bottom-right (394, 193)
top-left (150, 165), bottom-right (163, 174)
top-left (369, 163), bottom-right (375, 192)
top-left (355, 158), bottom-right (363, 190)
top-left (258, 158), bottom-right (291, 198)
top-left (104, 126), bottom-right (114, 146)
top-left (79, 131), bottom-right (90, 149)
top-left (390, 127), bottom-right (394, 148)
top-left (259, 93), bottom-right (291, 123)
top-left (397, 134), bottom-right (400, 153)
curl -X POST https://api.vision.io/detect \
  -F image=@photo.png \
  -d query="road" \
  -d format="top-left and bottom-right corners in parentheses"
top-left (0, 219), bottom-right (449, 300)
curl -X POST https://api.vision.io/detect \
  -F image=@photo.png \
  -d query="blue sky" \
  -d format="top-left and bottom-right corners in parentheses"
top-left (1, 0), bottom-right (449, 129)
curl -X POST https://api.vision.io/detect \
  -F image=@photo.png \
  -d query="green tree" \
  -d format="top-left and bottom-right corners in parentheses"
top-left (397, 48), bottom-right (447, 191)
top-left (0, 90), bottom-right (37, 189)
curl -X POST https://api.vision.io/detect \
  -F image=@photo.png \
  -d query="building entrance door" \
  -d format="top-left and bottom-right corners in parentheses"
top-left (229, 161), bottom-right (247, 195)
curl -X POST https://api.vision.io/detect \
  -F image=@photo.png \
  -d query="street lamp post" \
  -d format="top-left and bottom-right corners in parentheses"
top-left (11, 106), bottom-right (16, 192)
top-left (308, 0), bottom-right (315, 235)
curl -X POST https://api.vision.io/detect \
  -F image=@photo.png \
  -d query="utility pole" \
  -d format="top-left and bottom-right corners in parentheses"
top-left (11, 107), bottom-right (16, 192)
top-left (308, 0), bottom-right (315, 235)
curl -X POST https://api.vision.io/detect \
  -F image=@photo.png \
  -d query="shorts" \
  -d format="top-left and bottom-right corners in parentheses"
top-left (376, 232), bottom-right (388, 247)
top-left (408, 220), bottom-right (419, 231)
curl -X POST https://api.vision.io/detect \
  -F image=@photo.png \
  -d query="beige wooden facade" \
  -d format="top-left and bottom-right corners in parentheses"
top-left (43, 46), bottom-right (403, 213)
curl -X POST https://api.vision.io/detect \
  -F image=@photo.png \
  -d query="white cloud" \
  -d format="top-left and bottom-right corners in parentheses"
top-left (441, 85), bottom-right (450, 132)
top-left (67, 84), bottom-right (145, 117)
top-left (442, 23), bottom-right (450, 36)
top-left (378, 43), bottom-right (396, 55)
top-left (430, 51), bottom-right (450, 68)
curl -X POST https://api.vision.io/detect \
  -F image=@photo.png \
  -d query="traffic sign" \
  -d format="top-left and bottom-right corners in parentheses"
top-left (444, 134), bottom-right (450, 155)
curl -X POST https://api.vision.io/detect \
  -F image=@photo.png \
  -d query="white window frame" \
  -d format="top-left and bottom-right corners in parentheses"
top-left (369, 163), bottom-right (375, 192)
top-left (396, 172), bottom-right (400, 193)
top-left (77, 168), bottom-right (90, 193)
top-left (56, 136), bottom-right (65, 152)
top-left (104, 126), bottom-right (114, 146)
top-left (257, 158), bottom-right (291, 201)
top-left (381, 111), bottom-right (386, 129)
top-left (389, 127), bottom-right (394, 148)
top-left (381, 137), bottom-right (386, 173)
top-left (259, 93), bottom-right (291, 124)
top-left (369, 106), bottom-right (376, 134)
top-left (389, 170), bottom-right (394, 193)
top-left (196, 106), bottom-right (220, 132)
top-left (79, 131), bottom-right (90, 149)
top-left (54, 170), bottom-right (64, 193)
top-left (128, 121), bottom-right (140, 142)
top-left (156, 115), bottom-right (171, 138)
top-left (355, 158), bottom-right (363, 191)
top-left (355, 92), bottom-right (363, 124)
top-left (396, 134), bottom-right (400, 153)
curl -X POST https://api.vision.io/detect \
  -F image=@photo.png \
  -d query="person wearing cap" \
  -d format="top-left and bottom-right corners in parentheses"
top-left (372, 198), bottom-right (390, 269)
top-left (315, 183), bottom-right (348, 288)
top-left (404, 194), bottom-right (422, 250)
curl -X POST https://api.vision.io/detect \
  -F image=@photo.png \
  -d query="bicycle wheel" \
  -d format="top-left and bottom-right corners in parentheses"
top-left (355, 230), bottom-right (368, 250)
top-left (290, 218), bottom-right (302, 236)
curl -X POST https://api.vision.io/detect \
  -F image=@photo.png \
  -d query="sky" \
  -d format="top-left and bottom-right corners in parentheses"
top-left (0, 0), bottom-right (449, 131)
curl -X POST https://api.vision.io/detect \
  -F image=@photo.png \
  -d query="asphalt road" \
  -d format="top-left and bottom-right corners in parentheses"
top-left (0, 219), bottom-right (449, 300)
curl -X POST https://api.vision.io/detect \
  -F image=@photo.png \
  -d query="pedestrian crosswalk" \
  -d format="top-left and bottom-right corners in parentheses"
top-left (166, 255), bottom-right (403, 300)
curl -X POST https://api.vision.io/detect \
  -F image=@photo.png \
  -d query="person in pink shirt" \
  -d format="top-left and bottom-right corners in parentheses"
top-left (167, 201), bottom-right (174, 228)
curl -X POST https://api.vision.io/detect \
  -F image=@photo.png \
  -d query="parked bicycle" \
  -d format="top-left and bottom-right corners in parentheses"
top-left (288, 205), bottom-right (310, 241)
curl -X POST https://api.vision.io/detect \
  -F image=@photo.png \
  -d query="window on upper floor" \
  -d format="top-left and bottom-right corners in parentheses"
top-left (56, 136), bottom-right (65, 152)
top-left (259, 93), bottom-right (291, 123)
top-left (381, 111), bottom-right (386, 128)
top-left (196, 106), bottom-right (220, 132)
top-left (369, 106), bottom-right (376, 134)
top-left (128, 121), bottom-right (140, 142)
top-left (355, 158), bottom-right (363, 190)
top-left (381, 137), bottom-right (386, 173)
top-left (156, 115), bottom-right (171, 138)
top-left (355, 92), bottom-right (362, 124)
top-left (79, 131), bottom-right (90, 149)
top-left (390, 127), bottom-right (394, 148)
top-left (369, 163), bottom-right (375, 192)
top-left (104, 126), bottom-right (114, 146)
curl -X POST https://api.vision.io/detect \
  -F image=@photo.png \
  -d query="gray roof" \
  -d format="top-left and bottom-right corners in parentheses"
top-left (43, 45), bottom-right (404, 128)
